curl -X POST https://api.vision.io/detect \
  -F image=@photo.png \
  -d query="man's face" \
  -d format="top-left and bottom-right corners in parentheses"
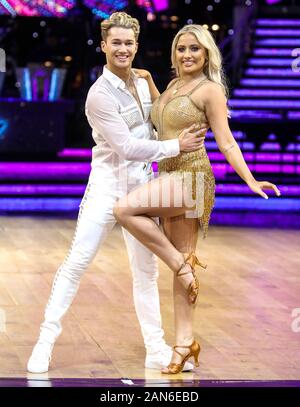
top-left (101, 27), bottom-right (138, 70)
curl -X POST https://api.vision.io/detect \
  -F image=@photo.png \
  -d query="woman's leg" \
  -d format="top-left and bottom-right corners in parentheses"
top-left (161, 215), bottom-right (200, 370)
top-left (113, 174), bottom-right (197, 292)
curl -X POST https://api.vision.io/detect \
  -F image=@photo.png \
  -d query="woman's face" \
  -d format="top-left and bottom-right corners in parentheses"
top-left (175, 33), bottom-right (207, 76)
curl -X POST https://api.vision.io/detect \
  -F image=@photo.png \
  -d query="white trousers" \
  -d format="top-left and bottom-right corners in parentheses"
top-left (38, 181), bottom-right (166, 354)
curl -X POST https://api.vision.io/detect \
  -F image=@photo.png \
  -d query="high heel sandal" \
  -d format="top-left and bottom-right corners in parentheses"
top-left (176, 252), bottom-right (207, 304)
top-left (162, 340), bottom-right (201, 374)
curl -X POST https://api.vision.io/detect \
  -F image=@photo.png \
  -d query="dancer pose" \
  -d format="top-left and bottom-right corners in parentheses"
top-left (114, 24), bottom-right (281, 374)
top-left (27, 13), bottom-right (207, 374)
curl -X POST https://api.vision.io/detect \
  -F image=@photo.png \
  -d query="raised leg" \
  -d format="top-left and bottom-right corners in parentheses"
top-left (113, 173), bottom-right (198, 292)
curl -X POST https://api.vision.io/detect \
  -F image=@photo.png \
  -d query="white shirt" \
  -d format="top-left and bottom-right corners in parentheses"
top-left (85, 66), bottom-right (180, 191)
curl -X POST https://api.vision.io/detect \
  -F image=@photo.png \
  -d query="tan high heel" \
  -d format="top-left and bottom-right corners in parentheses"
top-left (176, 252), bottom-right (207, 304)
top-left (162, 340), bottom-right (201, 374)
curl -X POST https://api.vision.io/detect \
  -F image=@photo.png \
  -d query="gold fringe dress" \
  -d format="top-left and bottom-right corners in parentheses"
top-left (151, 80), bottom-right (215, 238)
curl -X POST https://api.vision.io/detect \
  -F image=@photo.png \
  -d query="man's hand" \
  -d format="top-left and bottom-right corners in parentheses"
top-left (179, 124), bottom-right (208, 152)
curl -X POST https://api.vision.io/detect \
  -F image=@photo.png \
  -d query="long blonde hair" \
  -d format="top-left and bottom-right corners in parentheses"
top-left (171, 24), bottom-right (228, 98)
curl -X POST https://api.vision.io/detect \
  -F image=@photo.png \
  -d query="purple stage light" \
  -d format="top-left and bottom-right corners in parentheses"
top-left (0, 197), bottom-right (81, 211)
top-left (245, 68), bottom-right (300, 77)
top-left (240, 78), bottom-right (300, 87)
top-left (254, 49), bottom-right (294, 56)
top-left (260, 143), bottom-right (281, 151)
top-left (0, 162), bottom-right (91, 180)
top-left (216, 184), bottom-right (300, 196)
top-left (58, 148), bottom-right (92, 158)
top-left (229, 99), bottom-right (300, 108)
top-left (286, 143), bottom-right (300, 151)
top-left (208, 152), bottom-right (300, 163)
top-left (228, 163), bottom-right (299, 174)
top-left (256, 19), bottom-right (300, 26)
top-left (2, 161), bottom-right (298, 182)
top-left (0, 184), bottom-right (86, 195)
top-left (288, 112), bottom-right (300, 120)
top-left (152, 0), bottom-right (168, 11)
top-left (265, 0), bottom-right (282, 4)
top-left (83, 1), bottom-right (128, 19)
top-left (248, 58), bottom-right (294, 67)
top-left (229, 110), bottom-right (282, 119)
top-left (0, 1), bottom-right (75, 17)
top-left (233, 89), bottom-right (300, 97)
top-left (59, 143), bottom-right (299, 160)
top-left (256, 39), bottom-right (300, 46)
top-left (256, 28), bottom-right (300, 36)
top-left (215, 197), bottom-right (300, 211)
top-left (1, 197), bottom-right (298, 213)
top-left (1, 183), bottom-right (300, 197)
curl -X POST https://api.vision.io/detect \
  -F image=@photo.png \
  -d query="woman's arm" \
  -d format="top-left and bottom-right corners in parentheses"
top-left (197, 83), bottom-right (281, 199)
top-left (132, 69), bottom-right (160, 102)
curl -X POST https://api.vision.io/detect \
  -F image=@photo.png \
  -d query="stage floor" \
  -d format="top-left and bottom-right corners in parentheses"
top-left (0, 216), bottom-right (299, 384)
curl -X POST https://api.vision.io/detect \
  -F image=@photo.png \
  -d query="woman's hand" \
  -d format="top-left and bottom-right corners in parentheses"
top-left (132, 68), bottom-right (151, 80)
top-left (247, 179), bottom-right (281, 199)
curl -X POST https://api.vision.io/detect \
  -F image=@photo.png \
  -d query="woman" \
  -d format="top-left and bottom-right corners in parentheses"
top-left (113, 24), bottom-right (281, 374)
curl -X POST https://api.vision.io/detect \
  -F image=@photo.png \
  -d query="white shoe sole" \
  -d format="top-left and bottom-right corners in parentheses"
top-left (27, 363), bottom-right (49, 374)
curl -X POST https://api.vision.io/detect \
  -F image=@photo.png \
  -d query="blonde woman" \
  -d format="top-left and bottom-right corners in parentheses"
top-left (114, 24), bottom-right (281, 374)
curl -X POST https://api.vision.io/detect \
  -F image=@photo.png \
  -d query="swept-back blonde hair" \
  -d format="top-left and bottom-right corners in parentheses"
top-left (171, 24), bottom-right (228, 98)
top-left (101, 12), bottom-right (140, 42)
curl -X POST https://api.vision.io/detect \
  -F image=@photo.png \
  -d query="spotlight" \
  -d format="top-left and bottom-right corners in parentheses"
top-left (40, 21), bottom-right (46, 27)
top-left (147, 12), bottom-right (156, 22)
top-left (96, 47), bottom-right (101, 53)
top-left (44, 61), bottom-right (52, 67)
top-left (187, 19), bottom-right (193, 24)
top-left (207, 5), bottom-right (213, 11)
top-left (228, 29), bottom-right (234, 35)
top-left (32, 32), bottom-right (38, 38)
top-left (170, 16), bottom-right (179, 22)
top-left (212, 24), bottom-right (220, 31)
top-left (64, 56), bottom-right (72, 62)
top-left (87, 39), bottom-right (93, 45)
top-left (202, 24), bottom-right (209, 30)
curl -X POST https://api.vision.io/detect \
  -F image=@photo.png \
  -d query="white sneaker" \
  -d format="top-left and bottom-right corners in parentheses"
top-left (27, 341), bottom-right (53, 373)
top-left (145, 347), bottom-right (194, 371)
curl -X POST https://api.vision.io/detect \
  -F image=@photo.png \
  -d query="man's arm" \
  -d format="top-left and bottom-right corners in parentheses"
top-left (86, 90), bottom-right (205, 162)
top-left (85, 90), bottom-right (179, 162)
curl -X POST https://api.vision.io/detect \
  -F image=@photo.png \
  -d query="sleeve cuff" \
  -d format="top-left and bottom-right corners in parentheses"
top-left (163, 139), bottom-right (180, 157)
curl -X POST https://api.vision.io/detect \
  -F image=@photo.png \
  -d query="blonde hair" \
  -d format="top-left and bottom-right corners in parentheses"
top-left (171, 24), bottom-right (228, 98)
top-left (101, 12), bottom-right (140, 42)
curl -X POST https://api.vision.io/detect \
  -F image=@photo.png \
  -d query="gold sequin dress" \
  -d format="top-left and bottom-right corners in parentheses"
top-left (151, 79), bottom-right (215, 238)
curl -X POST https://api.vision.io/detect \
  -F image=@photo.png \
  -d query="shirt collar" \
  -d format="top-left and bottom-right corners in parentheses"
top-left (103, 66), bottom-right (139, 90)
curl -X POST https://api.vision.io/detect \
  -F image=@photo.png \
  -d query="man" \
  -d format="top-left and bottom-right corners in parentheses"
top-left (27, 12), bottom-right (205, 373)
